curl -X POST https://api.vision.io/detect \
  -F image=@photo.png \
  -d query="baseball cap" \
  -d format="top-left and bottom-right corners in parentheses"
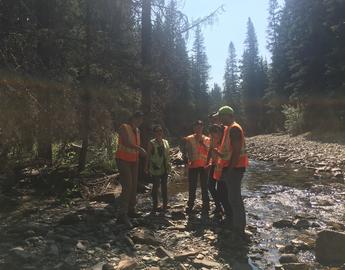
top-left (215, 106), bottom-right (234, 116)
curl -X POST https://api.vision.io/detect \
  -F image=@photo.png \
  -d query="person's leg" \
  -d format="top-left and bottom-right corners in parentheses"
top-left (208, 165), bottom-right (222, 213)
top-left (128, 161), bottom-right (139, 215)
top-left (200, 167), bottom-right (210, 212)
top-left (187, 168), bottom-right (198, 212)
top-left (151, 175), bottom-right (159, 211)
top-left (116, 159), bottom-right (133, 225)
top-left (224, 169), bottom-right (245, 234)
top-left (217, 179), bottom-right (232, 221)
top-left (161, 173), bottom-right (168, 209)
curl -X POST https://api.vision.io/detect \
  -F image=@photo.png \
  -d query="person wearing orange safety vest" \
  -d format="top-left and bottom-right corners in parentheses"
top-left (115, 111), bottom-right (147, 227)
top-left (211, 106), bottom-right (249, 240)
top-left (207, 124), bottom-right (232, 221)
top-left (183, 120), bottom-right (210, 214)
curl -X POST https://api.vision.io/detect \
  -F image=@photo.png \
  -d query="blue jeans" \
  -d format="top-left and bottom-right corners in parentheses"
top-left (221, 167), bottom-right (246, 233)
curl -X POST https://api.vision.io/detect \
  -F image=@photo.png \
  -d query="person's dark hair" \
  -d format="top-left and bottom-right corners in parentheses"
top-left (152, 124), bottom-right (163, 132)
top-left (209, 124), bottom-right (223, 133)
top-left (193, 120), bottom-right (203, 127)
top-left (131, 111), bottom-right (144, 120)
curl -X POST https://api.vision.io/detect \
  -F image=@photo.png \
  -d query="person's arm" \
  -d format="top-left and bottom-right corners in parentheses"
top-left (181, 137), bottom-right (190, 165)
top-left (144, 141), bottom-right (152, 174)
top-left (166, 141), bottom-right (171, 173)
top-left (229, 127), bottom-right (242, 168)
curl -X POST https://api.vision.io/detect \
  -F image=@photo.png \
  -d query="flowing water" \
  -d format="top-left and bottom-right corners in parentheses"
top-left (168, 160), bottom-right (345, 269)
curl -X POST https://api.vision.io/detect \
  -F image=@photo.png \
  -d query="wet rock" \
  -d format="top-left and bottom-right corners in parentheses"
top-left (277, 244), bottom-right (296, 254)
top-left (273, 219), bottom-right (293, 228)
top-left (291, 235), bottom-right (315, 251)
top-left (117, 257), bottom-right (137, 270)
top-left (130, 228), bottom-right (161, 246)
top-left (281, 263), bottom-right (311, 270)
top-left (193, 258), bottom-right (221, 269)
top-left (315, 230), bottom-right (345, 265)
top-left (292, 219), bottom-right (310, 229)
top-left (279, 254), bottom-right (298, 264)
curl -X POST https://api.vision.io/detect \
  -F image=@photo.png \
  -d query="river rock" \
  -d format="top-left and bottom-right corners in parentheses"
top-left (117, 258), bottom-right (137, 270)
top-left (273, 220), bottom-right (293, 228)
top-left (193, 259), bottom-right (221, 269)
top-left (130, 228), bottom-right (161, 246)
top-left (175, 251), bottom-right (199, 261)
top-left (293, 219), bottom-right (310, 229)
top-left (315, 230), bottom-right (345, 265)
top-left (282, 263), bottom-right (311, 270)
top-left (279, 254), bottom-right (298, 264)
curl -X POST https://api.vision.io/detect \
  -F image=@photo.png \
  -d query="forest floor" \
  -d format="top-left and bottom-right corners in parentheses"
top-left (1, 133), bottom-right (345, 270)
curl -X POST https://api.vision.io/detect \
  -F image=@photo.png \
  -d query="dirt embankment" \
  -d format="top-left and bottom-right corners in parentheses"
top-left (247, 133), bottom-right (345, 182)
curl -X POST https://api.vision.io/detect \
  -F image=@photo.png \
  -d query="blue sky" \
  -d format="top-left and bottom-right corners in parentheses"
top-left (181, 0), bottom-right (283, 89)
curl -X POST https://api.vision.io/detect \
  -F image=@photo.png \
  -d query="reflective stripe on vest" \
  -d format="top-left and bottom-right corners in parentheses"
top-left (213, 122), bottom-right (248, 180)
top-left (186, 134), bottom-right (210, 168)
top-left (115, 123), bottom-right (140, 162)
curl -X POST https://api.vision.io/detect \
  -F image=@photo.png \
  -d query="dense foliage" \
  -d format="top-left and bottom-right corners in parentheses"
top-left (0, 0), bottom-right (344, 178)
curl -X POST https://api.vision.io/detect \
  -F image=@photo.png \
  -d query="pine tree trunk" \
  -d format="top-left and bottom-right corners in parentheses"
top-left (36, 0), bottom-right (53, 165)
top-left (138, 0), bottom-right (152, 186)
top-left (78, 0), bottom-right (91, 172)
top-left (141, 0), bottom-right (152, 148)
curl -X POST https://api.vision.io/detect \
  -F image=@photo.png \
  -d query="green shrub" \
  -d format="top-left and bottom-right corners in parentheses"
top-left (282, 104), bottom-right (305, 135)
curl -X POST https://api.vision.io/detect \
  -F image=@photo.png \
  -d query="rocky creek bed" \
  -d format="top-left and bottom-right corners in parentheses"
top-left (247, 133), bottom-right (345, 183)
top-left (1, 135), bottom-right (345, 270)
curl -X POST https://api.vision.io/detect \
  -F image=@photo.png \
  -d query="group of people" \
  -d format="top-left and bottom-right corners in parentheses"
top-left (115, 106), bottom-right (249, 241)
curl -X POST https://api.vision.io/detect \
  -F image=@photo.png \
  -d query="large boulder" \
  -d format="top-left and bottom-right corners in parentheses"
top-left (315, 230), bottom-right (345, 265)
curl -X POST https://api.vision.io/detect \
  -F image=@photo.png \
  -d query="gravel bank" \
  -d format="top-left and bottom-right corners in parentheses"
top-left (247, 133), bottom-right (345, 182)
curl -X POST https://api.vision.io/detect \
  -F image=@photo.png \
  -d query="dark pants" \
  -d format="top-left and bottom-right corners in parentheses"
top-left (208, 165), bottom-right (222, 211)
top-left (188, 167), bottom-right (209, 210)
top-left (116, 159), bottom-right (139, 216)
top-left (208, 165), bottom-right (232, 218)
top-left (151, 173), bottom-right (168, 209)
top-left (221, 167), bottom-right (246, 233)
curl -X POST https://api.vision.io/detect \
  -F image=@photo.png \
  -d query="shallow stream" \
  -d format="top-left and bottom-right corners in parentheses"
top-left (168, 160), bottom-right (345, 269)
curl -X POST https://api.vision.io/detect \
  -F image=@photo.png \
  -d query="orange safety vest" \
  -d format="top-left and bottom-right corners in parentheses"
top-left (213, 122), bottom-right (248, 180)
top-left (115, 123), bottom-right (140, 162)
top-left (185, 134), bottom-right (210, 169)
